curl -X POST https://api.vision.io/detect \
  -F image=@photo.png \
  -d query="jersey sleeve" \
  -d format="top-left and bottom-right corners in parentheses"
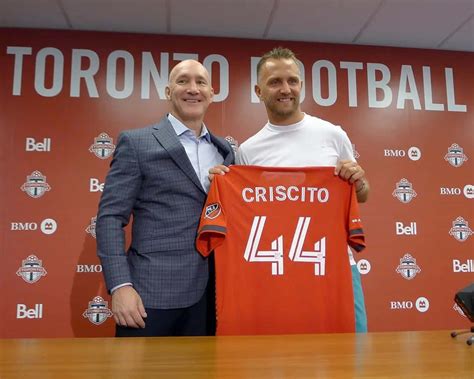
top-left (196, 177), bottom-right (227, 257)
top-left (347, 185), bottom-right (366, 252)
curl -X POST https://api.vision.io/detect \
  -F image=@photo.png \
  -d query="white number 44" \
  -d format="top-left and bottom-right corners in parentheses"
top-left (244, 216), bottom-right (326, 276)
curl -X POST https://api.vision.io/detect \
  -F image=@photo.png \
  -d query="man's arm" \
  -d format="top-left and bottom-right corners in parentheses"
top-left (334, 160), bottom-right (370, 203)
top-left (96, 131), bottom-right (146, 328)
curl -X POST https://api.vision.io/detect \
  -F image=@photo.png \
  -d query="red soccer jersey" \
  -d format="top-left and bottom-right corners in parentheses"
top-left (196, 166), bottom-right (365, 335)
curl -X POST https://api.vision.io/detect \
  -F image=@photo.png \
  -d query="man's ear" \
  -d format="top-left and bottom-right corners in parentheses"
top-left (209, 86), bottom-right (214, 103)
top-left (254, 84), bottom-right (262, 99)
top-left (165, 86), bottom-right (171, 100)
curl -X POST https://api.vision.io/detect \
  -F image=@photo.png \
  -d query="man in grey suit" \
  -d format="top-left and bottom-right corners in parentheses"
top-left (96, 60), bottom-right (234, 337)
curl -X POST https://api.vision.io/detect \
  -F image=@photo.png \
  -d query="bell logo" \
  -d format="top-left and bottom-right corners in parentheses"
top-left (452, 259), bottom-right (474, 273)
top-left (415, 297), bottom-right (429, 313)
top-left (16, 304), bottom-right (43, 319)
top-left (395, 222), bottom-right (417, 235)
top-left (89, 178), bottom-right (105, 192)
top-left (25, 137), bottom-right (51, 152)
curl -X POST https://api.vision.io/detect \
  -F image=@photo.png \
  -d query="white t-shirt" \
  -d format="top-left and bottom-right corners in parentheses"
top-left (237, 113), bottom-right (355, 166)
top-left (236, 113), bottom-right (358, 265)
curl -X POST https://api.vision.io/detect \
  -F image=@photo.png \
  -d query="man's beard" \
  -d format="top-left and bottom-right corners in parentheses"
top-left (265, 98), bottom-right (300, 119)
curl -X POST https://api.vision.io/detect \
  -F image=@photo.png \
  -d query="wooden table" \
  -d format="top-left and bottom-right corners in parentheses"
top-left (0, 330), bottom-right (472, 378)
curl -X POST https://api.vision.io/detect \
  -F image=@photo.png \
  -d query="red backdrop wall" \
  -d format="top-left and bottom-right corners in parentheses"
top-left (1, 28), bottom-right (472, 338)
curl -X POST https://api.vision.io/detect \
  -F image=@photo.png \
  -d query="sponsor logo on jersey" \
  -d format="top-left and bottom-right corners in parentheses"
top-left (25, 137), bottom-right (51, 152)
top-left (453, 259), bottom-right (474, 273)
top-left (390, 297), bottom-right (430, 313)
top-left (205, 203), bottom-right (221, 219)
top-left (89, 132), bottom-right (115, 159)
top-left (396, 221), bottom-right (417, 235)
top-left (392, 178), bottom-right (417, 203)
top-left (17, 304), bottom-right (43, 319)
top-left (11, 218), bottom-right (57, 235)
top-left (444, 143), bottom-right (468, 167)
top-left (82, 296), bottom-right (113, 325)
top-left (396, 253), bottom-right (421, 280)
top-left (85, 216), bottom-right (97, 239)
top-left (352, 144), bottom-right (360, 159)
top-left (453, 303), bottom-right (467, 318)
top-left (20, 170), bottom-right (51, 198)
top-left (463, 184), bottom-right (474, 199)
top-left (357, 259), bottom-right (371, 275)
top-left (449, 216), bottom-right (472, 242)
top-left (16, 255), bottom-right (47, 284)
top-left (225, 136), bottom-right (239, 153)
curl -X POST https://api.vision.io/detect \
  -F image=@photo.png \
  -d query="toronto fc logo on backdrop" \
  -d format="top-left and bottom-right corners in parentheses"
top-left (449, 216), bottom-right (472, 242)
top-left (89, 132), bottom-right (115, 159)
top-left (396, 253), bottom-right (421, 280)
top-left (225, 136), bottom-right (239, 153)
top-left (444, 143), bottom-right (468, 167)
top-left (392, 178), bottom-right (417, 203)
top-left (20, 170), bottom-right (51, 198)
top-left (16, 255), bottom-right (47, 284)
top-left (85, 216), bottom-right (97, 238)
top-left (82, 296), bottom-right (113, 325)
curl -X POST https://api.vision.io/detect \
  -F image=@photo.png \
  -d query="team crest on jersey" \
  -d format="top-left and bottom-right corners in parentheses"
top-left (392, 178), bottom-right (417, 203)
top-left (20, 171), bottom-right (51, 198)
top-left (89, 133), bottom-right (115, 159)
top-left (82, 296), bottom-right (113, 325)
top-left (16, 255), bottom-right (47, 284)
top-left (395, 253), bottom-right (421, 280)
top-left (205, 203), bottom-right (221, 219)
top-left (85, 216), bottom-right (97, 238)
top-left (225, 136), bottom-right (239, 152)
top-left (444, 143), bottom-right (468, 167)
top-left (449, 216), bottom-right (472, 242)
top-left (352, 144), bottom-right (360, 159)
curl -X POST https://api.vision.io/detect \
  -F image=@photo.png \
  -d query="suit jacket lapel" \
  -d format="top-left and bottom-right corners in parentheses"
top-left (210, 134), bottom-right (234, 165)
top-left (152, 118), bottom-right (206, 194)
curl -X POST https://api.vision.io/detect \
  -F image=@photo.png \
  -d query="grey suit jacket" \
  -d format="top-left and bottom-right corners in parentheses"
top-left (96, 116), bottom-right (234, 309)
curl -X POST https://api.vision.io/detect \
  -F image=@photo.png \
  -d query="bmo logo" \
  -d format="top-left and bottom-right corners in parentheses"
top-left (16, 304), bottom-right (43, 319)
top-left (440, 187), bottom-right (462, 196)
top-left (384, 147), bottom-right (421, 161)
top-left (90, 178), bottom-right (105, 192)
top-left (390, 297), bottom-right (430, 313)
top-left (77, 264), bottom-right (102, 273)
top-left (25, 137), bottom-right (51, 152)
top-left (10, 218), bottom-right (57, 235)
top-left (396, 222), bottom-right (417, 235)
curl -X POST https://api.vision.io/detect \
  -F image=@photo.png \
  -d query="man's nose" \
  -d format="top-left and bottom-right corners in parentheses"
top-left (280, 82), bottom-right (291, 94)
top-left (187, 80), bottom-right (199, 94)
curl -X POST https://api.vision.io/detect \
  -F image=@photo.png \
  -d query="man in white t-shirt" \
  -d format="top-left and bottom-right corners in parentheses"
top-left (210, 47), bottom-right (370, 332)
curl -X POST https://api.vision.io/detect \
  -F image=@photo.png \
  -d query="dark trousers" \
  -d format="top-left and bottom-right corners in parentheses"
top-left (116, 289), bottom-right (208, 337)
